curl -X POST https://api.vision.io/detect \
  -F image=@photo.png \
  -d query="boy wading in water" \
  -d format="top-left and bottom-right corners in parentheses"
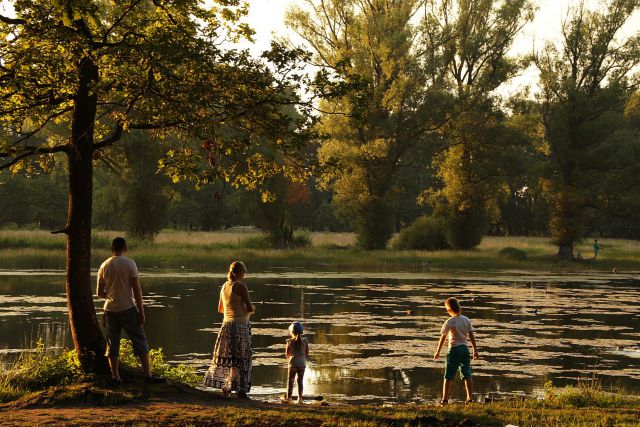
top-left (434, 297), bottom-right (478, 404)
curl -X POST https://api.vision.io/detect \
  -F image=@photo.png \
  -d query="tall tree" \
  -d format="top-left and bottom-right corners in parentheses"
top-left (535, 0), bottom-right (640, 258)
top-left (287, 0), bottom-right (451, 249)
top-left (0, 0), bottom-right (310, 370)
top-left (421, 0), bottom-right (534, 249)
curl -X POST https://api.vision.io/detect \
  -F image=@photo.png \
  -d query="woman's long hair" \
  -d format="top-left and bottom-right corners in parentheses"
top-left (228, 261), bottom-right (247, 282)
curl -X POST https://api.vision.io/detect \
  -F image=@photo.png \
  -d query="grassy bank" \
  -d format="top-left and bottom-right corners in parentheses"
top-left (2, 344), bottom-right (639, 426)
top-left (2, 385), bottom-right (640, 426)
top-left (1, 376), bottom-right (639, 427)
top-left (0, 229), bottom-right (638, 273)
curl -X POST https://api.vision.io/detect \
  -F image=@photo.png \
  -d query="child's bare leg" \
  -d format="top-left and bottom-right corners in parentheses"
top-left (464, 378), bottom-right (473, 401)
top-left (286, 368), bottom-right (295, 400)
top-left (296, 369), bottom-right (305, 403)
top-left (442, 379), bottom-right (453, 401)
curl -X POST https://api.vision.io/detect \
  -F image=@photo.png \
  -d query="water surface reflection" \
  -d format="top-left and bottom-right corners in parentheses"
top-left (0, 270), bottom-right (639, 402)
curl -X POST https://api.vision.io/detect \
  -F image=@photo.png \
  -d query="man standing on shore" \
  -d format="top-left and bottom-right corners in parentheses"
top-left (97, 237), bottom-right (164, 385)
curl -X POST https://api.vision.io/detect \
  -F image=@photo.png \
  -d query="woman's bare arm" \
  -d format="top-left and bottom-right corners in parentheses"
top-left (218, 287), bottom-right (224, 314)
top-left (233, 282), bottom-right (255, 313)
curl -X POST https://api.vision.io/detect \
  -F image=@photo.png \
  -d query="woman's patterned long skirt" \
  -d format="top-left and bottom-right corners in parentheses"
top-left (204, 320), bottom-right (252, 392)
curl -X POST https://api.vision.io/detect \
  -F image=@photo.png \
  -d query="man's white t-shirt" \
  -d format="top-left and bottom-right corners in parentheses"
top-left (97, 256), bottom-right (138, 312)
top-left (440, 315), bottom-right (473, 348)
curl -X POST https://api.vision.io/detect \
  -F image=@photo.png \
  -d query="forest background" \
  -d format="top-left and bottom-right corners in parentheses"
top-left (2, 0), bottom-right (640, 256)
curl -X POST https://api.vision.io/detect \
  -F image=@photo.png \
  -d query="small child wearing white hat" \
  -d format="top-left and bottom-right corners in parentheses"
top-left (285, 321), bottom-right (309, 403)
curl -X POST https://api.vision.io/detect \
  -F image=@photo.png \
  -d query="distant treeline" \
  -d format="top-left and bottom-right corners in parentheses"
top-left (1, 148), bottom-right (638, 243)
top-left (2, 1), bottom-right (640, 255)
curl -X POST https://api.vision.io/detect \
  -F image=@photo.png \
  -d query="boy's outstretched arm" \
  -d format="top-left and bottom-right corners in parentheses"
top-left (469, 331), bottom-right (479, 359)
top-left (434, 334), bottom-right (446, 359)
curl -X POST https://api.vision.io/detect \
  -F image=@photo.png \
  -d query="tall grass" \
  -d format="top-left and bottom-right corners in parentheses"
top-left (154, 229), bottom-right (263, 246)
top-left (0, 339), bottom-right (200, 403)
top-left (544, 377), bottom-right (640, 409)
top-left (1, 229), bottom-right (639, 272)
top-left (0, 339), bottom-right (84, 402)
top-left (119, 340), bottom-right (200, 387)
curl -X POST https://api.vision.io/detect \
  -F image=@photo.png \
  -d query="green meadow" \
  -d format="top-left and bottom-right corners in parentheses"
top-left (0, 229), bottom-right (638, 273)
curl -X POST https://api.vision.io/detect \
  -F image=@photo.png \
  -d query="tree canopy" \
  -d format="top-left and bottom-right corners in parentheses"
top-left (535, 0), bottom-right (640, 257)
top-left (287, 0), bottom-right (452, 249)
top-left (0, 0), bottom-right (315, 370)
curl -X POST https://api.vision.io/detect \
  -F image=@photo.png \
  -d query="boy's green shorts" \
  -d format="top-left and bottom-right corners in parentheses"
top-left (444, 345), bottom-right (472, 380)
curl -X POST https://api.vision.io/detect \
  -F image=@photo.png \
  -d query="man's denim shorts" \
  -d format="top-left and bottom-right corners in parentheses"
top-left (444, 344), bottom-right (472, 380)
top-left (104, 306), bottom-right (150, 357)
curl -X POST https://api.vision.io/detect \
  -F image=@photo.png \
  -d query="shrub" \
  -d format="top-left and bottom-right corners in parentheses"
top-left (394, 216), bottom-right (449, 250)
top-left (499, 247), bottom-right (527, 260)
top-left (0, 339), bottom-right (200, 404)
top-left (292, 230), bottom-right (312, 248)
top-left (0, 383), bottom-right (22, 403)
top-left (544, 380), bottom-right (556, 401)
top-left (238, 230), bottom-right (311, 250)
top-left (119, 340), bottom-right (200, 387)
top-left (0, 339), bottom-right (83, 396)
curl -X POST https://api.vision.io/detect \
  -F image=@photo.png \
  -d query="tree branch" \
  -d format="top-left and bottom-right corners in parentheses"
top-left (93, 122), bottom-right (124, 150)
top-left (0, 145), bottom-right (69, 170)
top-left (102, 0), bottom-right (143, 42)
top-left (0, 14), bottom-right (26, 25)
top-left (10, 107), bottom-right (73, 147)
top-left (151, 0), bottom-right (177, 24)
top-left (129, 120), bottom-right (183, 130)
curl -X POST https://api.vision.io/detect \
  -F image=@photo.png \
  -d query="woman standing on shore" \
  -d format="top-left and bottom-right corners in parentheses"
top-left (204, 261), bottom-right (255, 398)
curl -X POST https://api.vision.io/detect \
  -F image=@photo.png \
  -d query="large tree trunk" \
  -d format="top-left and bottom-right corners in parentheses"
top-left (557, 243), bottom-right (574, 259)
top-left (550, 188), bottom-right (580, 260)
top-left (66, 57), bottom-right (107, 372)
top-left (356, 195), bottom-right (394, 250)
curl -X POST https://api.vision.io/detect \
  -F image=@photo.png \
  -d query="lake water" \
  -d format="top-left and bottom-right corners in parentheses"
top-left (1, 269), bottom-right (639, 403)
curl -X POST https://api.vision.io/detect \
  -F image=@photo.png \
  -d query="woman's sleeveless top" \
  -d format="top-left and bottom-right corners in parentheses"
top-left (221, 281), bottom-right (250, 322)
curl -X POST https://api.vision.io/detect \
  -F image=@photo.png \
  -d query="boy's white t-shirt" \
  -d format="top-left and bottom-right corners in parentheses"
top-left (440, 315), bottom-right (473, 348)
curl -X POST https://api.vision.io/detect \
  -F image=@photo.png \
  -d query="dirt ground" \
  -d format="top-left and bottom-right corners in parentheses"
top-left (0, 382), bottom-right (475, 426)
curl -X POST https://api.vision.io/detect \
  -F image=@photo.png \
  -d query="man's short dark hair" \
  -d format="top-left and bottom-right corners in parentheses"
top-left (111, 237), bottom-right (127, 252)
